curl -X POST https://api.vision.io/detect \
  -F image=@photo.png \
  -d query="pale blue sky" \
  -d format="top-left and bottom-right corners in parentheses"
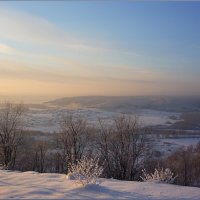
top-left (0, 1), bottom-right (199, 100)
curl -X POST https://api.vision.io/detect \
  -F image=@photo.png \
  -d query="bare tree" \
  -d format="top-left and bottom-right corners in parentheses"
top-left (32, 140), bottom-right (48, 173)
top-left (0, 102), bottom-right (25, 169)
top-left (97, 115), bottom-right (149, 180)
top-left (58, 114), bottom-right (89, 173)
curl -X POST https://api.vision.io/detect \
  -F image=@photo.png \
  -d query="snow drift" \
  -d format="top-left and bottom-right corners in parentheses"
top-left (0, 170), bottom-right (200, 199)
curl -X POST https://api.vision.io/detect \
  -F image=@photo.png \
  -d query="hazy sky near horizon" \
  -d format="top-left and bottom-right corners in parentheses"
top-left (0, 1), bottom-right (200, 101)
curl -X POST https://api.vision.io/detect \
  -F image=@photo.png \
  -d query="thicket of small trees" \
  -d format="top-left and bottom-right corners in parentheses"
top-left (166, 144), bottom-right (200, 186)
top-left (50, 114), bottom-right (150, 181)
top-left (142, 143), bottom-right (200, 187)
top-left (0, 102), bottom-right (200, 187)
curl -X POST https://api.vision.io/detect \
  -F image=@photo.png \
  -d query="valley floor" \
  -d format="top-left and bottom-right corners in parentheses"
top-left (0, 170), bottom-right (200, 199)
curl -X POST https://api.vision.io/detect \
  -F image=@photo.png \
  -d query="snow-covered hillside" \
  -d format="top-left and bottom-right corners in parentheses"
top-left (0, 170), bottom-right (200, 199)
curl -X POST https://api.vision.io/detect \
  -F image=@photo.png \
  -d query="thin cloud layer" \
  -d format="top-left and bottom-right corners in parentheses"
top-left (0, 43), bottom-right (15, 54)
top-left (0, 4), bottom-right (199, 99)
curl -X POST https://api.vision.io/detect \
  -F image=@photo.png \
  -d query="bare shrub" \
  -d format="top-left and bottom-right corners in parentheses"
top-left (68, 156), bottom-right (103, 186)
top-left (141, 168), bottom-right (177, 184)
top-left (166, 144), bottom-right (200, 186)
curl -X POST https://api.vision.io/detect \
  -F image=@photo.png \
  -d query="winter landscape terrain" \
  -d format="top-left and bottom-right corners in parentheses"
top-left (1, 96), bottom-right (200, 199)
top-left (1, 1), bottom-right (200, 199)
top-left (1, 170), bottom-right (200, 199)
top-left (1, 99), bottom-right (200, 199)
top-left (24, 95), bottom-right (200, 133)
top-left (25, 106), bottom-right (180, 133)
top-left (22, 96), bottom-right (200, 154)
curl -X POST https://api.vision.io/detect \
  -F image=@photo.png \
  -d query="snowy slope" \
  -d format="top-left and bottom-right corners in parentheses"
top-left (0, 170), bottom-right (200, 199)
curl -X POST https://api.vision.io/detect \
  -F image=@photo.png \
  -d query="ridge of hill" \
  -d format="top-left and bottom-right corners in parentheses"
top-left (46, 96), bottom-right (200, 112)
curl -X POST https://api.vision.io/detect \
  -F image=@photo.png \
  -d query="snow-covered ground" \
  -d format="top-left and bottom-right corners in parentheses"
top-left (161, 137), bottom-right (200, 147)
top-left (22, 106), bottom-right (200, 156)
top-left (0, 170), bottom-right (200, 199)
top-left (25, 107), bottom-right (180, 133)
top-left (153, 136), bottom-right (200, 156)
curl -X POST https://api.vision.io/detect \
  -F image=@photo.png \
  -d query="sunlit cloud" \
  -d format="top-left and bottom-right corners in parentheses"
top-left (1, 55), bottom-right (198, 97)
top-left (0, 59), bottom-right (159, 84)
top-left (0, 8), bottom-right (108, 53)
top-left (0, 8), bottom-right (75, 48)
top-left (0, 43), bottom-right (15, 54)
top-left (0, 8), bottom-right (140, 57)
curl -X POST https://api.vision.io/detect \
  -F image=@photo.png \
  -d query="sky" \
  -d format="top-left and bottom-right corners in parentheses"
top-left (0, 1), bottom-right (200, 102)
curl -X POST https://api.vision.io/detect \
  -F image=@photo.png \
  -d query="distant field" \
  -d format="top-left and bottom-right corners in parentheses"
top-left (170, 112), bottom-right (200, 130)
top-left (24, 106), bottom-right (181, 133)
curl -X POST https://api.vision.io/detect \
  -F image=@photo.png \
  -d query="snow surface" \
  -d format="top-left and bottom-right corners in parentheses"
top-left (161, 137), bottom-right (200, 147)
top-left (153, 136), bottom-right (200, 156)
top-left (0, 170), bottom-right (200, 199)
top-left (25, 107), bottom-right (180, 133)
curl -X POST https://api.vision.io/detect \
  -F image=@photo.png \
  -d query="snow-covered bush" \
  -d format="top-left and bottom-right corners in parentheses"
top-left (68, 156), bottom-right (104, 186)
top-left (66, 172), bottom-right (77, 180)
top-left (141, 168), bottom-right (177, 184)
